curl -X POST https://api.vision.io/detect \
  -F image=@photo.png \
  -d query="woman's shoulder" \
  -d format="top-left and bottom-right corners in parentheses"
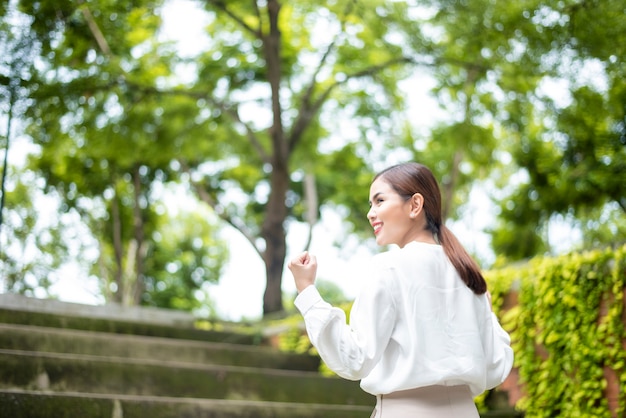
top-left (373, 242), bottom-right (444, 263)
top-left (372, 243), bottom-right (452, 287)
top-left (370, 248), bottom-right (403, 269)
top-left (367, 245), bottom-right (436, 278)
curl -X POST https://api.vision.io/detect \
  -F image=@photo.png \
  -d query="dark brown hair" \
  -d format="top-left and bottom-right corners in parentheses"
top-left (374, 162), bottom-right (487, 295)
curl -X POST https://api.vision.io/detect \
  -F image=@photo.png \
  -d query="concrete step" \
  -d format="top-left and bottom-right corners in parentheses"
top-left (0, 389), bottom-right (374, 418)
top-left (0, 349), bottom-right (374, 407)
top-left (0, 296), bottom-right (377, 417)
top-left (0, 307), bottom-right (257, 345)
top-left (0, 323), bottom-right (319, 372)
top-left (0, 293), bottom-right (196, 327)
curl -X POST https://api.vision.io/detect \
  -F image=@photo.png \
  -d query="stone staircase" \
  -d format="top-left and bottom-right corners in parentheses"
top-left (0, 294), bottom-right (374, 418)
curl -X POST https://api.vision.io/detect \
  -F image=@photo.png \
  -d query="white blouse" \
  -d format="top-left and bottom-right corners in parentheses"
top-left (294, 241), bottom-right (514, 396)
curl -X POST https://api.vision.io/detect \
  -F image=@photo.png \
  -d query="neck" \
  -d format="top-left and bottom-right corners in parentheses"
top-left (399, 228), bottom-right (438, 248)
top-left (413, 229), bottom-right (438, 245)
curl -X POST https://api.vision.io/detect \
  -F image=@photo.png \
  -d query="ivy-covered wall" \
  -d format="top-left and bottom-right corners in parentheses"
top-left (487, 244), bottom-right (626, 418)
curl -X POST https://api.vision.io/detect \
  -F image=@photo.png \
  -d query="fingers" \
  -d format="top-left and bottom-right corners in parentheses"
top-left (287, 252), bottom-right (302, 270)
top-left (303, 252), bottom-right (316, 266)
top-left (288, 251), bottom-right (315, 269)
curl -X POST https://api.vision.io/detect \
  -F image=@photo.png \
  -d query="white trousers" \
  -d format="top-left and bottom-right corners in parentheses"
top-left (370, 385), bottom-right (480, 418)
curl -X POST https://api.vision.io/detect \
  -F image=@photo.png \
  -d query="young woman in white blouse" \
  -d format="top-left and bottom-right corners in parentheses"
top-left (288, 162), bottom-right (514, 417)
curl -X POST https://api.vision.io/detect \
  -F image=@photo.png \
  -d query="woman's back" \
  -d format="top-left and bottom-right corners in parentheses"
top-left (358, 242), bottom-right (498, 396)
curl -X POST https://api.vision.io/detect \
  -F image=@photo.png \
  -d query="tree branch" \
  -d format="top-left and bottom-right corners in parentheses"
top-left (117, 79), bottom-right (271, 163)
top-left (286, 42), bottom-right (337, 153)
top-left (220, 103), bottom-right (272, 164)
top-left (288, 56), bottom-right (416, 150)
top-left (263, 0), bottom-right (286, 162)
top-left (286, 0), bottom-right (356, 152)
top-left (179, 160), bottom-right (263, 259)
top-left (302, 172), bottom-right (318, 252)
top-left (251, 0), bottom-right (262, 29)
top-left (207, 0), bottom-right (262, 38)
top-left (78, 2), bottom-right (111, 56)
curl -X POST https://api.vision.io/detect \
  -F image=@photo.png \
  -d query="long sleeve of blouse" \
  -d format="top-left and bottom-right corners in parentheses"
top-left (294, 242), bottom-right (514, 396)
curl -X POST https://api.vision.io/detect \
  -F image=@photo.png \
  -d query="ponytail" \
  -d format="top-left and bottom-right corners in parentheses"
top-left (438, 224), bottom-right (487, 295)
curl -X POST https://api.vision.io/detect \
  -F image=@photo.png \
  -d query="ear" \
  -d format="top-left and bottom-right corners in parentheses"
top-left (409, 193), bottom-right (424, 218)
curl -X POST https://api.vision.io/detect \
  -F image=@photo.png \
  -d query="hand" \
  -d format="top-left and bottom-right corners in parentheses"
top-left (288, 251), bottom-right (318, 293)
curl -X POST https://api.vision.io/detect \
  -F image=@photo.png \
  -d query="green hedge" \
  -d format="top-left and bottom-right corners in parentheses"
top-left (486, 244), bottom-right (626, 418)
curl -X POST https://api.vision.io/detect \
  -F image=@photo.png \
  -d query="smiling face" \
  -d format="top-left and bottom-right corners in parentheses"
top-left (367, 178), bottom-right (418, 248)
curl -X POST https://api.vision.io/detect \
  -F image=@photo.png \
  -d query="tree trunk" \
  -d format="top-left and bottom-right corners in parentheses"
top-left (131, 165), bottom-right (146, 306)
top-left (111, 189), bottom-right (124, 304)
top-left (0, 93), bottom-right (13, 234)
top-left (261, 0), bottom-right (288, 316)
top-left (442, 150), bottom-right (462, 221)
top-left (261, 162), bottom-right (289, 315)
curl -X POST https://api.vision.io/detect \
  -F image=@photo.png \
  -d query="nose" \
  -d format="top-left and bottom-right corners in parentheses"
top-left (367, 206), bottom-right (375, 221)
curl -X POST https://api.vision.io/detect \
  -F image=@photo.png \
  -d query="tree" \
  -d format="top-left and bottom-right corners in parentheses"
top-left (0, 4), bottom-right (71, 294)
top-left (395, 0), bottom-right (513, 220)
top-left (141, 204), bottom-right (228, 312)
top-left (4, 0), bottom-right (426, 315)
top-left (9, 0), bottom-right (622, 317)
top-left (487, 0), bottom-right (626, 258)
top-left (10, 0), bottom-right (228, 308)
top-left (396, 0), bottom-right (625, 261)
top-left (183, 0), bottom-right (435, 315)
top-left (0, 4), bottom-right (35, 234)
top-left (0, 169), bottom-right (71, 296)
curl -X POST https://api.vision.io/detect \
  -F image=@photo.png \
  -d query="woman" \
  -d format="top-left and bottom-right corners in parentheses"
top-left (288, 162), bottom-right (514, 417)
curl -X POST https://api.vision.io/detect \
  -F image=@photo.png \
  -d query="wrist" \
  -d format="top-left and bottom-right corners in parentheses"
top-left (296, 282), bottom-right (314, 294)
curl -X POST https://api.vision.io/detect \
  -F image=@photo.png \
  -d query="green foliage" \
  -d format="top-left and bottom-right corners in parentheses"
top-left (141, 206), bottom-right (228, 312)
top-left (192, 0), bottom-right (425, 229)
top-left (303, 144), bottom-right (375, 236)
top-left (283, 279), bottom-right (349, 315)
top-left (487, 0), bottom-right (626, 259)
top-left (277, 320), bottom-right (315, 356)
top-left (1, 0), bottom-right (234, 309)
top-left (3, 0), bottom-right (624, 317)
top-left (487, 244), bottom-right (626, 417)
top-left (0, 167), bottom-right (73, 296)
top-left (315, 279), bottom-right (349, 306)
top-left (184, 0), bottom-right (435, 314)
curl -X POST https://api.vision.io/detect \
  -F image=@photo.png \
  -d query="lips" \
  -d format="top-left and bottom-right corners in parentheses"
top-left (372, 222), bottom-right (382, 235)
